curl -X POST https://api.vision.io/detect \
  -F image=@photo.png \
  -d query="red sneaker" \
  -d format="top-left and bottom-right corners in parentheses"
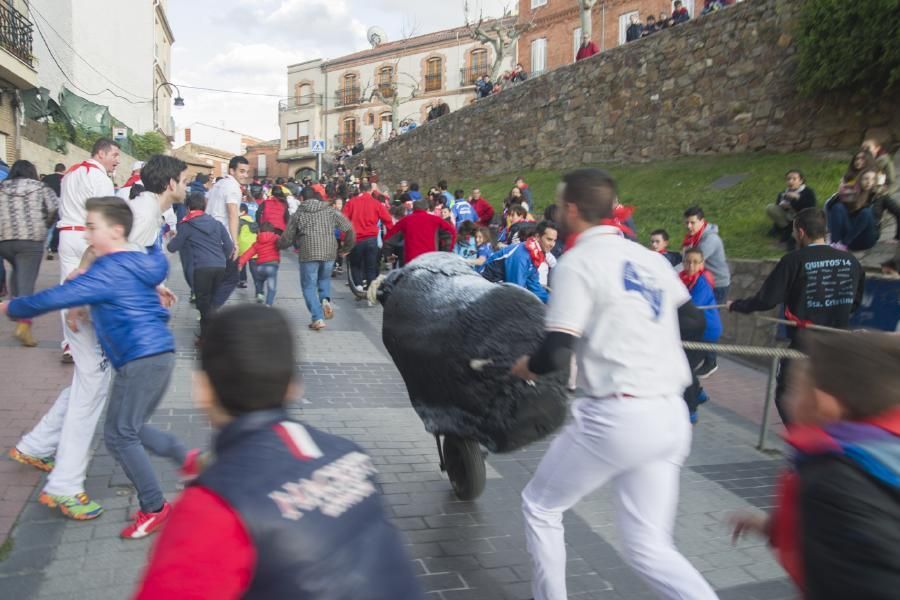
top-left (120, 502), bottom-right (171, 539)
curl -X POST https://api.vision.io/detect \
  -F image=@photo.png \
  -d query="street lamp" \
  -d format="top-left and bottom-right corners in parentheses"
top-left (153, 81), bottom-right (184, 133)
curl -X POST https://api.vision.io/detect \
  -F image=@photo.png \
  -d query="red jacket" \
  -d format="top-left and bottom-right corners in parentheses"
top-left (258, 199), bottom-right (288, 233)
top-left (343, 192), bottom-right (393, 241)
top-left (384, 209), bottom-right (457, 263)
top-left (239, 231), bottom-right (280, 267)
top-left (576, 41), bottom-right (599, 61)
top-left (471, 197), bottom-right (495, 227)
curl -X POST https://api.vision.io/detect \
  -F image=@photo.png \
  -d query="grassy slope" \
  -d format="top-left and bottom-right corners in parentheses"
top-left (455, 153), bottom-right (846, 259)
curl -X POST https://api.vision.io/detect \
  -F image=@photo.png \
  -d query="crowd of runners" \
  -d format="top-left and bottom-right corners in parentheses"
top-left (0, 135), bottom-right (897, 599)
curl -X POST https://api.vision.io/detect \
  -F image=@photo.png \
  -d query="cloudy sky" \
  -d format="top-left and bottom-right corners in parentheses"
top-left (168, 0), bottom-right (511, 140)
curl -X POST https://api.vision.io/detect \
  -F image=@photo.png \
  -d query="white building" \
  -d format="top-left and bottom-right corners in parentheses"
top-left (29, 0), bottom-right (175, 136)
top-left (278, 23), bottom-right (515, 176)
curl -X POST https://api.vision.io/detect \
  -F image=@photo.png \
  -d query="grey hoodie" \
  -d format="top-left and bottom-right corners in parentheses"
top-left (698, 223), bottom-right (731, 289)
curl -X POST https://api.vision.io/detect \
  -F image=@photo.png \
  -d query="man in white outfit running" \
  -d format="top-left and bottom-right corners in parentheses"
top-left (512, 168), bottom-right (718, 600)
top-left (8, 138), bottom-right (120, 519)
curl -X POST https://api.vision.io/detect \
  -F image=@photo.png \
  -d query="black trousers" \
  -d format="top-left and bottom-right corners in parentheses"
top-left (349, 237), bottom-right (379, 286)
top-left (193, 267), bottom-right (225, 339)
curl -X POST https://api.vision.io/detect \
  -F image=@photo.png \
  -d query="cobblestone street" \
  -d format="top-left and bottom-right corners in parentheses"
top-left (0, 254), bottom-right (795, 600)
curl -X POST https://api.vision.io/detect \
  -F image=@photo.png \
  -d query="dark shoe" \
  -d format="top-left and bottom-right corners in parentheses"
top-left (237, 281), bottom-right (248, 289)
top-left (697, 389), bottom-right (710, 405)
top-left (695, 359), bottom-right (718, 379)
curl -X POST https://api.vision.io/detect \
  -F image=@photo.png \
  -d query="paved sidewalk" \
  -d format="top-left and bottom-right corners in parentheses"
top-left (0, 253), bottom-right (794, 599)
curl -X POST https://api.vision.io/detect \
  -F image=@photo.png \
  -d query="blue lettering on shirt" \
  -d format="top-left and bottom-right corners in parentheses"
top-left (623, 261), bottom-right (663, 320)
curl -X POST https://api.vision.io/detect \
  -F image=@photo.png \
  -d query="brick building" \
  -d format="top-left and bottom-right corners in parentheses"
top-left (518, 0), bottom-right (697, 75)
top-left (244, 140), bottom-right (292, 180)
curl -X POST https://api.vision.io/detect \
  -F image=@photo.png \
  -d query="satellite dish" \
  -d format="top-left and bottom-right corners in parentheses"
top-left (367, 26), bottom-right (388, 48)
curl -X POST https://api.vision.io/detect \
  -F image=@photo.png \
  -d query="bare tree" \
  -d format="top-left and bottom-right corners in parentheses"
top-left (578, 0), bottom-right (599, 38)
top-left (464, 2), bottom-right (538, 82)
top-left (361, 22), bottom-right (421, 134)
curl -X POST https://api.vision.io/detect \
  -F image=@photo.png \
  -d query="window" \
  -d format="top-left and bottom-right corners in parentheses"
top-left (340, 118), bottom-right (358, 146)
top-left (285, 121), bottom-right (309, 149)
top-left (573, 27), bottom-right (582, 61)
top-left (425, 57), bottom-right (442, 92)
top-left (531, 0), bottom-right (547, 8)
top-left (377, 66), bottom-right (395, 98)
top-left (296, 83), bottom-right (313, 106)
top-left (618, 11), bottom-right (640, 45)
top-left (380, 112), bottom-right (392, 137)
top-left (339, 74), bottom-right (360, 106)
top-left (257, 154), bottom-right (267, 177)
top-left (465, 48), bottom-right (488, 85)
top-left (531, 38), bottom-right (547, 76)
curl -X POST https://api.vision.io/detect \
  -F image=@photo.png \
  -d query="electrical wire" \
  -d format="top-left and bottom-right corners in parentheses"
top-left (27, 3), bottom-right (152, 101)
top-left (172, 84), bottom-right (284, 98)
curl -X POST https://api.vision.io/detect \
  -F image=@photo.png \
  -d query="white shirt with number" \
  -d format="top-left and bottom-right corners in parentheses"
top-left (545, 225), bottom-right (691, 399)
top-left (58, 159), bottom-right (115, 227)
top-left (128, 190), bottom-right (163, 248)
top-left (205, 175), bottom-right (242, 238)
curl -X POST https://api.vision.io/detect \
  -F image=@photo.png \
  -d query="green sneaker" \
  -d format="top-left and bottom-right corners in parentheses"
top-left (8, 447), bottom-right (55, 472)
top-left (39, 491), bottom-right (103, 520)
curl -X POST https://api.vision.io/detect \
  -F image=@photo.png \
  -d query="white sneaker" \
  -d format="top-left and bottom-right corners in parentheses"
top-left (309, 320), bottom-right (326, 331)
top-left (322, 299), bottom-right (334, 320)
top-left (256, 293), bottom-right (265, 304)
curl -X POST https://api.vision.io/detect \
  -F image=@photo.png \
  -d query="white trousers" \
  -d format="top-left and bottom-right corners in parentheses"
top-left (17, 231), bottom-right (111, 496)
top-left (522, 395), bottom-right (718, 600)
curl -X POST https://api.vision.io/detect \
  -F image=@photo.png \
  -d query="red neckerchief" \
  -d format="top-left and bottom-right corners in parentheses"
top-left (181, 210), bottom-right (205, 223)
top-left (563, 231), bottom-right (580, 252)
top-left (679, 267), bottom-right (715, 291)
top-left (124, 173), bottom-right (141, 188)
top-left (682, 220), bottom-right (707, 249)
top-left (63, 161), bottom-right (100, 177)
top-left (600, 204), bottom-right (635, 238)
top-left (524, 236), bottom-right (545, 268)
top-left (784, 306), bottom-right (813, 329)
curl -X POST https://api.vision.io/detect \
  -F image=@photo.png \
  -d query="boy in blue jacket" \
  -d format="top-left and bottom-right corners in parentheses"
top-left (680, 247), bottom-right (722, 423)
top-left (1, 196), bottom-right (190, 539)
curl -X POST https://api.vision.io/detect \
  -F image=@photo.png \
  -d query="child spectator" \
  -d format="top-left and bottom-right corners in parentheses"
top-left (828, 169), bottom-right (880, 251)
top-left (475, 226), bottom-right (494, 266)
top-left (258, 185), bottom-right (290, 234)
top-left (649, 229), bottom-right (683, 267)
top-left (441, 205), bottom-right (453, 226)
top-left (134, 305), bottom-right (424, 599)
top-left (680, 247), bottom-right (722, 422)
top-left (730, 331), bottom-right (900, 599)
top-left (3, 196), bottom-right (191, 538)
top-left (454, 220), bottom-right (479, 263)
top-left (672, 0), bottom-right (691, 24)
top-left (237, 203), bottom-right (260, 292)
top-left (504, 205), bottom-right (532, 245)
top-left (238, 222), bottom-right (280, 306)
top-left (451, 189), bottom-right (477, 228)
top-left (766, 170), bottom-right (818, 244)
top-left (168, 193), bottom-right (234, 340)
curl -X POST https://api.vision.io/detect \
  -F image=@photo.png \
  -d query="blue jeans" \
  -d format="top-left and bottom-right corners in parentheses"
top-left (828, 202), bottom-right (879, 250)
top-left (300, 260), bottom-right (334, 322)
top-left (104, 352), bottom-right (185, 513)
top-left (256, 262), bottom-right (279, 306)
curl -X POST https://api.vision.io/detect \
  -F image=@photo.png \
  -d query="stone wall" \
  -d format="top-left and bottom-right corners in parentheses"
top-left (722, 259), bottom-right (781, 367)
top-left (351, 0), bottom-right (899, 189)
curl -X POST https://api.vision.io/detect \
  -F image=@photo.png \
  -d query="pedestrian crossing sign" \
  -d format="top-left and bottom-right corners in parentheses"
top-left (310, 139), bottom-right (326, 154)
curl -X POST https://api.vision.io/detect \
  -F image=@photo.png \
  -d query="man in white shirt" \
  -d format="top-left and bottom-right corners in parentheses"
top-left (206, 156), bottom-right (250, 305)
top-left (116, 160), bottom-right (144, 201)
top-left (511, 169), bottom-right (717, 600)
top-left (9, 139), bottom-right (120, 519)
top-left (128, 155), bottom-right (189, 250)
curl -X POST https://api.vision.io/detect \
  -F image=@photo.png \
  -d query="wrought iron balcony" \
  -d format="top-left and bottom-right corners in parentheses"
top-left (460, 66), bottom-right (489, 87)
top-left (285, 136), bottom-right (309, 150)
top-left (334, 86), bottom-right (361, 107)
top-left (0, 2), bottom-right (34, 67)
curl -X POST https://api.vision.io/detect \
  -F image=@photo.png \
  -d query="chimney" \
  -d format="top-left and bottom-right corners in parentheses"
top-left (185, 128), bottom-right (191, 143)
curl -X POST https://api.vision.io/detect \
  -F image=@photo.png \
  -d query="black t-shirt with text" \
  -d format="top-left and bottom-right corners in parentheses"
top-left (730, 244), bottom-right (864, 338)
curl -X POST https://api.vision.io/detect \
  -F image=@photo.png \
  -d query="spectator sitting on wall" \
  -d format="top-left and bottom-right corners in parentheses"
top-left (475, 75), bottom-right (493, 99)
top-left (575, 33), bottom-right (599, 61)
top-left (657, 12), bottom-right (671, 28)
top-left (626, 15), bottom-right (643, 42)
top-left (672, 0), bottom-right (691, 24)
top-left (841, 149), bottom-right (877, 188)
top-left (827, 169), bottom-right (880, 252)
top-left (510, 63), bottom-right (527, 84)
top-left (351, 138), bottom-right (364, 155)
top-left (701, 0), bottom-right (723, 16)
top-left (862, 137), bottom-right (897, 196)
top-left (642, 15), bottom-right (659, 37)
top-left (514, 176), bottom-right (533, 209)
top-left (491, 82), bottom-right (502, 95)
top-left (766, 170), bottom-right (817, 246)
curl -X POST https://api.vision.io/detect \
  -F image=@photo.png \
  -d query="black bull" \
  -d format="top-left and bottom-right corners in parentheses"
top-left (377, 253), bottom-right (569, 453)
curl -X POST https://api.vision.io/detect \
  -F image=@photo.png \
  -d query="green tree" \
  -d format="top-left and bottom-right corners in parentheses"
top-left (130, 131), bottom-right (168, 160)
top-left (795, 0), bottom-right (900, 96)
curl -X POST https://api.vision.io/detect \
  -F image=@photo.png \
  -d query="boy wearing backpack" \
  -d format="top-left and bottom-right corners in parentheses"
top-left (237, 203), bottom-right (260, 295)
top-left (167, 193), bottom-right (233, 340)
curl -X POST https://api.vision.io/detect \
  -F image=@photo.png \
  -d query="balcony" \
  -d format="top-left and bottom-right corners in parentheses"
top-left (279, 95), bottom-right (321, 111)
top-left (460, 66), bottom-right (489, 87)
top-left (333, 133), bottom-right (358, 148)
top-left (424, 74), bottom-right (442, 93)
top-left (376, 82), bottom-right (394, 99)
top-left (0, 3), bottom-right (33, 68)
top-left (285, 136), bottom-right (310, 150)
top-left (334, 86), bottom-right (361, 108)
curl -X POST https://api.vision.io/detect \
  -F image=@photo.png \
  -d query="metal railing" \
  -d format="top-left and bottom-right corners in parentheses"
top-left (424, 73), bottom-right (442, 92)
top-left (333, 133), bottom-right (357, 148)
top-left (459, 66), bottom-right (489, 87)
top-left (285, 136), bottom-right (309, 150)
top-left (0, 2), bottom-right (34, 67)
top-left (335, 87), bottom-right (361, 107)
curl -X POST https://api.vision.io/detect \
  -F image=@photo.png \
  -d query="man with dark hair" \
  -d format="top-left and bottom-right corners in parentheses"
top-left (438, 179), bottom-right (454, 207)
top-left (506, 205), bottom-right (532, 245)
top-left (511, 168), bottom-right (716, 600)
top-left (343, 182), bottom-right (393, 289)
top-left (728, 208), bottom-right (864, 424)
top-left (134, 306), bottom-right (424, 598)
top-left (42, 162), bottom-right (66, 197)
top-left (129, 155), bottom-right (189, 249)
top-left (207, 156), bottom-right (251, 306)
top-left (383, 198), bottom-right (457, 264)
top-left (42, 163), bottom-right (66, 259)
top-left (649, 229), bottom-right (682, 267)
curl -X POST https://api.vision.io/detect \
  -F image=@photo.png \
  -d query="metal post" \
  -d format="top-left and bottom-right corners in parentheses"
top-left (757, 355), bottom-right (780, 451)
top-left (316, 153), bottom-right (322, 180)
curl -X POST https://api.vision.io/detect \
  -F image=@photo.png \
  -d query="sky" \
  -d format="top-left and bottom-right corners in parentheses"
top-left (168, 0), bottom-right (512, 140)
